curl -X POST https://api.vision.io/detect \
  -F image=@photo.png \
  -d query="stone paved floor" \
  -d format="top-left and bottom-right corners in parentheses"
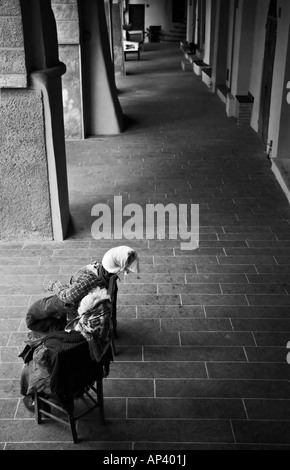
top-left (1, 43), bottom-right (290, 450)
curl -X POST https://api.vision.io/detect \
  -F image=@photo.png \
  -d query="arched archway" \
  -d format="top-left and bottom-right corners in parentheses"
top-left (258, 0), bottom-right (277, 148)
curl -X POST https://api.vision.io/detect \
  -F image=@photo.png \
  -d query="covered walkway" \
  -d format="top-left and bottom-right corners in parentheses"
top-left (1, 43), bottom-right (290, 450)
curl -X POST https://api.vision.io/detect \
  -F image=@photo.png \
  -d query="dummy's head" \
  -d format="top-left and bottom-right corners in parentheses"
top-left (102, 246), bottom-right (139, 275)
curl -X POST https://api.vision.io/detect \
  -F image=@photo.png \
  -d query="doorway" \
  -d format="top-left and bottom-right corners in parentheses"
top-left (129, 4), bottom-right (145, 31)
top-left (172, 0), bottom-right (186, 24)
top-left (258, 0), bottom-right (277, 148)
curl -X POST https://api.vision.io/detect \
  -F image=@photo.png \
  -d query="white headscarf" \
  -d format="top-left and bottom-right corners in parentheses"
top-left (101, 246), bottom-right (139, 275)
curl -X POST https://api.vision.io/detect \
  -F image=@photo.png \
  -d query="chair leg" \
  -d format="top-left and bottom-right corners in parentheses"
top-left (68, 414), bottom-right (79, 444)
top-left (35, 392), bottom-right (80, 443)
top-left (96, 379), bottom-right (105, 424)
top-left (34, 383), bottom-right (106, 443)
top-left (112, 300), bottom-right (118, 339)
top-left (113, 320), bottom-right (118, 339)
top-left (34, 392), bottom-right (42, 424)
top-left (112, 336), bottom-right (117, 356)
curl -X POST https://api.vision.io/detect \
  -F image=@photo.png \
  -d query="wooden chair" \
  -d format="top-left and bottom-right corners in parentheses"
top-left (123, 40), bottom-right (141, 61)
top-left (34, 379), bottom-right (105, 444)
top-left (108, 273), bottom-right (119, 341)
top-left (32, 332), bottom-right (113, 443)
top-left (24, 277), bottom-right (119, 443)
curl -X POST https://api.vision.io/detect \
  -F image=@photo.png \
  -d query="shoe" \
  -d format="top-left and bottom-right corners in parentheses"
top-left (23, 395), bottom-right (35, 412)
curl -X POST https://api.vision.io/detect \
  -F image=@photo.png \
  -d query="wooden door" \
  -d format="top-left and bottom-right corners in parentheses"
top-left (172, 0), bottom-right (186, 24)
top-left (129, 4), bottom-right (145, 30)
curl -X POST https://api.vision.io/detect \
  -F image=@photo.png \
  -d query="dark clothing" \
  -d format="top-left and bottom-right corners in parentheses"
top-left (26, 295), bottom-right (73, 333)
top-left (26, 264), bottom-right (113, 334)
top-left (19, 331), bottom-right (113, 411)
top-left (44, 332), bottom-right (111, 408)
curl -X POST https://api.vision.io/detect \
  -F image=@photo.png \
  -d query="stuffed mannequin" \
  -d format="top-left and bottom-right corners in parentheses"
top-left (25, 246), bottom-right (139, 334)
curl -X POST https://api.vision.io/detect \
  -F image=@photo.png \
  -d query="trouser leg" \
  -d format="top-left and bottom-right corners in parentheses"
top-left (26, 295), bottom-right (72, 333)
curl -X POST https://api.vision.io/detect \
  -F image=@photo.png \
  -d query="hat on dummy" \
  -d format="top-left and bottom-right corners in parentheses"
top-left (102, 246), bottom-right (139, 274)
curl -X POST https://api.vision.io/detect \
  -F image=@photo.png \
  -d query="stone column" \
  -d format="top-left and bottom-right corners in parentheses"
top-left (231, 0), bottom-right (256, 96)
top-left (112, 0), bottom-right (126, 77)
top-left (275, 37), bottom-right (290, 158)
top-left (211, 0), bottom-right (230, 93)
top-left (270, 2), bottom-right (290, 202)
top-left (197, 0), bottom-right (205, 54)
top-left (203, 0), bottom-right (216, 66)
top-left (104, 0), bottom-right (113, 58)
top-left (186, 0), bottom-right (194, 44)
top-left (79, 0), bottom-right (124, 135)
top-left (228, 0), bottom-right (256, 123)
top-left (193, 0), bottom-right (199, 45)
top-left (0, 0), bottom-right (70, 241)
top-left (51, 0), bottom-right (83, 139)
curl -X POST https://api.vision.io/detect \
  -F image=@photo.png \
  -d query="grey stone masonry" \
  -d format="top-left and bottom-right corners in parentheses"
top-left (51, 0), bottom-right (80, 44)
top-left (0, 1), bottom-right (27, 87)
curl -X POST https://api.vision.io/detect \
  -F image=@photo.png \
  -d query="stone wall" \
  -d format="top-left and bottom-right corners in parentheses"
top-left (0, 89), bottom-right (52, 240)
top-left (0, 0), bottom-right (27, 87)
top-left (0, 0), bottom-right (53, 241)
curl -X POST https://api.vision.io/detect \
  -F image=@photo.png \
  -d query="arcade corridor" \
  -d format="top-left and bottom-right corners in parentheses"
top-left (1, 43), bottom-right (290, 449)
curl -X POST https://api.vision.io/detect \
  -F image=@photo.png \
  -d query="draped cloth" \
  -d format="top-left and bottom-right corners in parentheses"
top-left (101, 246), bottom-right (139, 274)
top-left (19, 331), bottom-right (113, 411)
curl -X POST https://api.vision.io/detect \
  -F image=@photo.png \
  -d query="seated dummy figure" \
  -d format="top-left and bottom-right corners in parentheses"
top-left (25, 246), bottom-right (139, 335)
top-left (20, 287), bottom-right (116, 412)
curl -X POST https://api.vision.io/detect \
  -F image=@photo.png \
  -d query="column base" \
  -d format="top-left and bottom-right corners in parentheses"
top-left (271, 159), bottom-right (290, 205)
top-left (235, 94), bottom-right (254, 125)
